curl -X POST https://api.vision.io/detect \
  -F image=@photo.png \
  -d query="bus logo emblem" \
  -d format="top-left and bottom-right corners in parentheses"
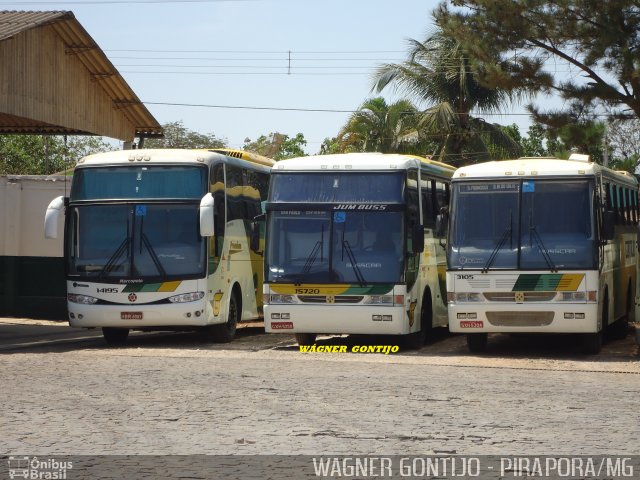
top-left (128, 293), bottom-right (137, 302)
top-left (514, 292), bottom-right (525, 303)
top-left (326, 295), bottom-right (335, 304)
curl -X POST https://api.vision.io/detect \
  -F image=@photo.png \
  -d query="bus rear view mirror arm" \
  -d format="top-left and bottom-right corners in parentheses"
top-left (602, 210), bottom-right (615, 242)
top-left (44, 195), bottom-right (66, 239)
top-left (199, 193), bottom-right (215, 237)
top-left (411, 224), bottom-right (425, 253)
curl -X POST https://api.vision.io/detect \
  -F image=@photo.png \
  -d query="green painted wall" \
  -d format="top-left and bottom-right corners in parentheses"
top-left (0, 256), bottom-right (66, 319)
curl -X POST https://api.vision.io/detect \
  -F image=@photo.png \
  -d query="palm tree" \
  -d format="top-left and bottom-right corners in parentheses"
top-left (337, 97), bottom-right (431, 154)
top-left (373, 30), bottom-right (521, 165)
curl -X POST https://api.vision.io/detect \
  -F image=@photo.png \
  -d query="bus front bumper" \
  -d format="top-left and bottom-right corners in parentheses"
top-left (67, 300), bottom-right (211, 328)
top-left (448, 303), bottom-right (599, 333)
top-left (264, 304), bottom-right (409, 335)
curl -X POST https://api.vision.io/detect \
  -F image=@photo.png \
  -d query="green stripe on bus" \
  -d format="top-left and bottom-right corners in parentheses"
top-left (512, 274), bottom-right (561, 291)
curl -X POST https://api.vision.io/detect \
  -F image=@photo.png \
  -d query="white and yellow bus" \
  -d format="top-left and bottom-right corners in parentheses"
top-left (447, 154), bottom-right (637, 354)
top-left (44, 148), bottom-right (274, 345)
top-left (263, 153), bottom-right (455, 347)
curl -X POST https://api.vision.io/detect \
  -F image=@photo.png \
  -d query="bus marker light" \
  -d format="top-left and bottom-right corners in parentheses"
top-left (372, 315), bottom-right (382, 321)
top-left (271, 313), bottom-right (281, 319)
top-left (588, 291), bottom-right (597, 302)
top-left (575, 313), bottom-right (585, 319)
top-left (382, 315), bottom-right (392, 321)
top-left (467, 313), bottom-right (477, 319)
top-left (457, 313), bottom-right (467, 319)
top-left (394, 295), bottom-right (404, 305)
top-left (564, 313), bottom-right (574, 319)
top-left (281, 313), bottom-right (290, 319)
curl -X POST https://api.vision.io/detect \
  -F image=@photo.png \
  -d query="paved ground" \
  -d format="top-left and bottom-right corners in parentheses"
top-left (0, 319), bottom-right (639, 458)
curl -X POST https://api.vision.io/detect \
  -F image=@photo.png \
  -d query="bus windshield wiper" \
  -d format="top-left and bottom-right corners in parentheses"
top-left (528, 210), bottom-right (557, 272)
top-left (341, 225), bottom-right (365, 285)
top-left (99, 217), bottom-right (131, 278)
top-left (302, 224), bottom-right (324, 274)
top-left (481, 211), bottom-right (512, 273)
top-left (139, 215), bottom-right (167, 277)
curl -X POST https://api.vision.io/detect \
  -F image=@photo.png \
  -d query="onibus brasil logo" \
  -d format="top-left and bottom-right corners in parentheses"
top-left (7, 457), bottom-right (73, 479)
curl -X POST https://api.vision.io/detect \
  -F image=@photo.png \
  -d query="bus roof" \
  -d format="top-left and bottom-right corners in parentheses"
top-left (75, 148), bottom-right (276, 168)
top-left (273, 152), bottom-right (456, 177)
top-left (453, 157), bottom-right (638, 187)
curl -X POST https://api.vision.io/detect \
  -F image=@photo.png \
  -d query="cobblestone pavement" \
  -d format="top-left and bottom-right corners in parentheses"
top-left (0, 322), bottom-right (639, 457)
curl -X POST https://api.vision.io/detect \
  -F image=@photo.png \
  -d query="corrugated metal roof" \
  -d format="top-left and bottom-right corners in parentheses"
top-left (0, 10), bottom-right (163, 139)
top-left (0, 10), bottom-right (69, 41)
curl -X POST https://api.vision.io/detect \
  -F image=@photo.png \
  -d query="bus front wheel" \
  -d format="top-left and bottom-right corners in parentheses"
top-left (102, 327), bottom-right (129, 346)
top-left (581, 330), bottom-right (603, 355)
top-left (207, 292), bottom-right (239, 343)
top-left (466, 333), bottom-right (487, 353)
top-left (294, 333), bottom-right (317, 346)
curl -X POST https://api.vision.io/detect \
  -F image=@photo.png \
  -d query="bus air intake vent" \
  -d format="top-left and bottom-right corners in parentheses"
top-left (486, 311), bottom-right (554, 326)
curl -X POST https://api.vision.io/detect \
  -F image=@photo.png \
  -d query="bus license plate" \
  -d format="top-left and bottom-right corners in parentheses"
top-left (121, 312), bottom-right (143, 320)
top-left (460, 320), bottom-right (483, 328)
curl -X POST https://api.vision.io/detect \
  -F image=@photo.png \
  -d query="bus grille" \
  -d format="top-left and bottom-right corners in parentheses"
top-left (486, 311), bottom-right (554, 326)
top-left (483, 292), bottom-right (556, 302)
top-left (297, 295), bottom-right (364, 304)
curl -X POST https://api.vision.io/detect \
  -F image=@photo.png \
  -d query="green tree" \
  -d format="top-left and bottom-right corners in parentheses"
top-left (521, 123), bottom-right (548, 157)
top-left (144, 121), bottom-right (226, 149)
top-left (243, 132), bottom-right (307, 160)
top-left (435, 0), bottom-right (640, 120)
top-left (0, 135), bottom-right (116, 175)
top-left (373, 30), bottom-right (521, 165)
top-left (336, 97), bottom-right (426, 154)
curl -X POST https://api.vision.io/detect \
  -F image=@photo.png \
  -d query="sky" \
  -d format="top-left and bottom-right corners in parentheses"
top-left (3, 0), bottom-right (537, 153)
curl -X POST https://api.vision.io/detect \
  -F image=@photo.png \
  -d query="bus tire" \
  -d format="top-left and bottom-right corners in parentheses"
top-left (294, 333), bottom-right (317, 346)
top-left (403, 292), bottom-right (432, 350)
top-left (466, 333), bottom-right (487, 353)
top-left (102, 327), bottom-right (129, 346)
top-left (581, 331), bottom-right (603, 355)
top-left (610, 287), bottom-right (631, 340)
top-left (208, 291), bottom-right (240, 343)
top-left (582, 295), bottom-right (606, 354)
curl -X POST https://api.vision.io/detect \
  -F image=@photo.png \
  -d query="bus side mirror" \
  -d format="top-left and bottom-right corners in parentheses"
top-left (199, 193), bottom-right (215, 237)
top-left (250, 213), bottom-right (265, 254)
top-left (44, 196), bottom-right (66, 239)
top-left (411, 224), bottom-right (425, 253)
top-left (435, 212), bottom-right (448, 238)
top-left (250, 222), bottom-right (261, 254)
top-left (602, 210), bottom-right (615, 241)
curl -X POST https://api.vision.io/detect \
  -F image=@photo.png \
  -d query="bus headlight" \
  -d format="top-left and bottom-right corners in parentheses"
top-left (168, 292), bottom-right (205, 303)
top-left (365, 295), bottom-right (393, 305)
top-left (68, 294), bottom-right (98, 305)
top-left (452, 292), bottom-right (482, 302)
top-left (269, 294), bottom-right (296, 304)
top-left (556, 292), bottom-right (587, 302)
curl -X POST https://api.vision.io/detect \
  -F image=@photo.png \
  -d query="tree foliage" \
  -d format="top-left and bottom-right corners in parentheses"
top-left (144, 121), bottom-right (226, 149)
top-left (334, 97), bottom-right (434, 154)
top-left (243, 132), bottom-right (307, 160)
top-left (0, 135), bottom-right (116, 175)
top-left (435, 0), bottom-right (640, 120)
top-left (372, 29), bottom-right (521, 165)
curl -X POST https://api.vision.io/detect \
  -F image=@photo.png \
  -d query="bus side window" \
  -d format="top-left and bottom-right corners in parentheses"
top-left (435, 181), bottom-right (449, 236)
top-left (226, 164), bottom-right (246, 221)
top-left (209, 163), bottom-right (225, 265)
top-left (420, 172), bottom-right (435, 229)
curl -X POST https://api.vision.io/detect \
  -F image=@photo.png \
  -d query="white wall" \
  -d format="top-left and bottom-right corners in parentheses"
top-left (0, 175), bottom-right (67, 258)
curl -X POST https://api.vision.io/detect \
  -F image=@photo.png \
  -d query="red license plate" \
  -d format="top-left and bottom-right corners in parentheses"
top-left (121, 312), bottom-right (143, 320)
top-left (460, 320), bottom-right (483, 328)
top-left (271, 321), bottom-right (293, 330)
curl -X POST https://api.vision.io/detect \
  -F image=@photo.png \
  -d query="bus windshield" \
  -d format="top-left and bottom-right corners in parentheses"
top-left (449, 180), bottom-right (596, 270)
top-left (67, 204), bottom-right (206, 280)
top-left (71, 165), bottom-right (207, 200)
top-left (267, 209), bottom-right (404, 284)
top-left (270, 172), bottom-right (404, 203)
